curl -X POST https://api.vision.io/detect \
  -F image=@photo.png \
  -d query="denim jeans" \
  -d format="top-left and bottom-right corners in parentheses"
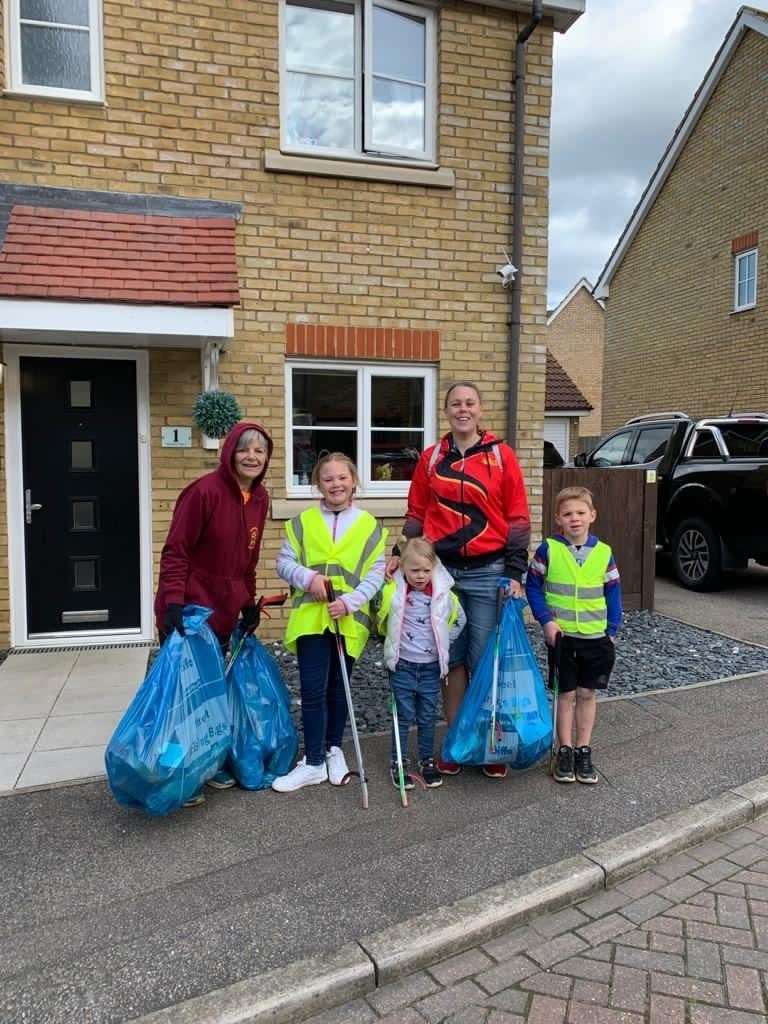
top-left (390, 659), bottom-right (442, 764)
top-left (448, 559), bottom-right (505, 675)
top-left (296, 632), bottom-right (355, 766)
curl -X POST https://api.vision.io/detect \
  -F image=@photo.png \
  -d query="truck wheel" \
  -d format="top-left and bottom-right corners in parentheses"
top-left (671, 518), bottom-right (723, 591)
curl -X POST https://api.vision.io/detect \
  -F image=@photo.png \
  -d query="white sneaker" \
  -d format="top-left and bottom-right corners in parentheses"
top-left (326, 746), bottom-right (350, 786)
top-left (271, 757), bottom-right (328, 793)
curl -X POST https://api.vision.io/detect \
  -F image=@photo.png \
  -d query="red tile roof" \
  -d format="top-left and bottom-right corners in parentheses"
top-left (0, 205), bottom-right (240, 305)
top-left (546, 350), bottom-right (592, 411)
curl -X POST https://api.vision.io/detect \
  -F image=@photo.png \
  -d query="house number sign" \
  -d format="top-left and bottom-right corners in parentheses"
top-left (161, 426), bottom-right (193, 448)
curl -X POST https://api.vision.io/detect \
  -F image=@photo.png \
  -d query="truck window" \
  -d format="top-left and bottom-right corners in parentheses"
top-left (589, 430), bottom-right (631, 467)
top-left (629, 426), bottom-right (672, 464)
top-left (717, 423), bottom-right (768, 458)
top-left (690, 429), bottom-right (720, 458)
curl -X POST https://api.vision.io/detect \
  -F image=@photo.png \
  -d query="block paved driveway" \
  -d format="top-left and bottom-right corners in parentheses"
top-left (317, 814), bottom-right (768, 1024)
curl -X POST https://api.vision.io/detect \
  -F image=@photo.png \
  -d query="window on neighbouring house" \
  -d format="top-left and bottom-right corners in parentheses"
top-left (286, 361), bottom-right (436, 496)
top-left (281, 0), bottom-right (436, 162)
top-left (7, 0), bottom-right (103, 101)
top-left (734, 248), bottom-right (758, 311)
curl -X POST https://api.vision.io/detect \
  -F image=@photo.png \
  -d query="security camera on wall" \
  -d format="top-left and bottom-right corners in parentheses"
top-left (496, 249), bottom-right (518, 287)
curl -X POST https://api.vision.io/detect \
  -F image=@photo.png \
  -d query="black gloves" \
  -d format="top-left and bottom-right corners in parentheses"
top-left (241, 604), bottom-right (261, 635)
top-left (164, 603), bottom-right (185, 637)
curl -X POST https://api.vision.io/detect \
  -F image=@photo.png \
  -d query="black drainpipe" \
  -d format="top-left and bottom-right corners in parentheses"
top-left (507, 0), bottom-right (543, 447)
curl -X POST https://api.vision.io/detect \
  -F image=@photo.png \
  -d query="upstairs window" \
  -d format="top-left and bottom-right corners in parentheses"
top-left (281, 0), bottom-right (436, 163)
top-left (6, 0), bottom-right (103, 101)
top-left (734, 248), bottom-right (757, 312)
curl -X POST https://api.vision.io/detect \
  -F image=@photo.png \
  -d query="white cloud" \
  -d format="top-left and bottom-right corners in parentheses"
top-left (547, 0), bottom-right (755, 305)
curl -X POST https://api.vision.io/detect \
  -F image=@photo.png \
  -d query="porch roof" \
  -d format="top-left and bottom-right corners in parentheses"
top-left (0, 205), bottom-right (240, 306)
top-left (545, 350), bottom-right (592, 412)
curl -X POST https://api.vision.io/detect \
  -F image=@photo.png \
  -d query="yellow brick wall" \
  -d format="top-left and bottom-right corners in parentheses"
top-left (0, 0), bottom-right (554, 644)
top-left (603, 30), bottom-right (768, 432)
top-left (547, 287), bottom-right (605, 435)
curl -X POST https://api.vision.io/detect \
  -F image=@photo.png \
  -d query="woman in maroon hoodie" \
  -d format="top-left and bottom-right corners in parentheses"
top-left (154, 420), bottom-right (273, 802)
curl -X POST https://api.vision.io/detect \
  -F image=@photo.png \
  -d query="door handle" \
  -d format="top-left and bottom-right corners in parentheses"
top-left (24, 489), bottom-right (43, 525)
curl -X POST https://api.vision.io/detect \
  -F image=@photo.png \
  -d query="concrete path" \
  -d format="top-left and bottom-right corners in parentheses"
top-left (2, 674), bottom-right (768, 1023)
top-left (0, 645), bottom-right (149, 791)
top-left (655, 561), bottom-right (768, 647)
top-left (319, 811), bottom-right (768, 1024)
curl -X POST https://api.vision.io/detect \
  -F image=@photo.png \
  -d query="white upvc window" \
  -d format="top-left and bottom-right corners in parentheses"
top-left (285, 360), bottom-right (436, 497)
top-left (280, 0), bottom-right (437, 163)
top-left (6, 0), bottom-right (103, 101)
top-left (734, 248), bottom-right (758, 312)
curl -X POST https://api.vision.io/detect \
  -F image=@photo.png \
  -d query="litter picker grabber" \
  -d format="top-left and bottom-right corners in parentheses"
top-left (390, 691), bottom-right (409, 808)
top-left (547, 634), bottom-right (562, 775)
top-left (488, 583), bottom-right (507, 753)
top-left (225, 593), bottom-right (287, 678)
top-left (325, 581), bottom-right (369, 809)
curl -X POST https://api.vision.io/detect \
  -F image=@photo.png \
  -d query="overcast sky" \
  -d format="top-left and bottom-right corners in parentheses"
top-left (547, 0), bottom-right (761, 307)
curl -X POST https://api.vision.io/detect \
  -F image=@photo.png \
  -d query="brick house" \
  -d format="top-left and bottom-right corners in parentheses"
top-left (0, 0), bottom-right (583, 648)
top-left (546, 276), bottom-right (605, 439)
top-left (595, 6), bottom-right (768, 432)
top-left (544, 349), bottom-right (592, 461)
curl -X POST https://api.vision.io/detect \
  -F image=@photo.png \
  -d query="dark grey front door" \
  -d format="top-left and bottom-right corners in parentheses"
top-left (20, 356), bottom-right (141, 634)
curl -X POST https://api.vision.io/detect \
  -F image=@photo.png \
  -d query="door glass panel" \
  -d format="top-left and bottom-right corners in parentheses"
top-left (69, 380), bottom-right (91, 407)
top-left (72, 557), bottom-right (98, 591)
top-left (71, 498), bottom-right (97, 530)
top-left (629, 427), bottom-right (672, 464)
top-left (589, 431), bottom-right (631, 467)
top-left (371, 376), bottom-right (424, 428)
top-left (370, 429), bottom-right (423, 481)
top-left (70, 440), bottom-right (93, 470)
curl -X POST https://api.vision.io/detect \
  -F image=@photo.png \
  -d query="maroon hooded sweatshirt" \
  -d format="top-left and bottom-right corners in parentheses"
top-left (154, 421), bottom-right (273, 638)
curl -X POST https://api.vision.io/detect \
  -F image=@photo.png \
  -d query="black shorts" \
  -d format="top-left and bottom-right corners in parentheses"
top-left (548, 635), bottom-right (615, 693)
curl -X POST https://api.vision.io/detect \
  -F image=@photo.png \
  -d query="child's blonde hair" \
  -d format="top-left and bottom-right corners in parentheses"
top-left (555, 485), bottom-right (596, 514)
top-left (401, 536), bottom-right (437, 565)
top-left (311, 451), bottom-right (360, 489)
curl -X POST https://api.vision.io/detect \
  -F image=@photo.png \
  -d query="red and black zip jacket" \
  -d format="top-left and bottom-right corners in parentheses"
top-left (404, 431), bottom-right (531, 581)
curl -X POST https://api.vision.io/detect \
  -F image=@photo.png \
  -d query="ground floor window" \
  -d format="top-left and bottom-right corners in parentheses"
top-left (285, 360), bottom-right (436, 496)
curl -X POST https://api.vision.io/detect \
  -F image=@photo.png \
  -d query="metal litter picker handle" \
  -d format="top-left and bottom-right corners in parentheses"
top-left (489, 584), bottom-right (506, 754)
top-left (325, 581), bottom-right (369, 809)
top-left (391, 691), bottom-right (408, 808)
top-left (548, 634), bottom-right (562, 775)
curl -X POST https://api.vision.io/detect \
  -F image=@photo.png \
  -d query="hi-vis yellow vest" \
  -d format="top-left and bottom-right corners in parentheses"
top-left (544, 538), bottom-right (611, 637)
top-left (284, 507), bottom-right (387, 659)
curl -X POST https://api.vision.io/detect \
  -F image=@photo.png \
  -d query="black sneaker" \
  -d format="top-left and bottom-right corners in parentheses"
top-left (418, 758), bottom-right (443, 788)
top-left (390, 762), bottom-right (415, 791)
top-left (574, 746), bottom-right (598, 784)
top-left (553, 745), bottom-right (576, 783)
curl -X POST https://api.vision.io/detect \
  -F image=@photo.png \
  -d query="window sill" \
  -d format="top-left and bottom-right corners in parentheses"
top-left (731, 304), bottom-right (757, 315)
top-left (264, 150), bottom-right (454, 189)
top-left (272, 496), bottom-right (407, 520)
top-left (3, 88), bottom-right (106, 106)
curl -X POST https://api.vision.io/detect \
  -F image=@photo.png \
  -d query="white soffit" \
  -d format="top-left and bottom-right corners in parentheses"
top-left (0, 299), bottom-right (234, 348)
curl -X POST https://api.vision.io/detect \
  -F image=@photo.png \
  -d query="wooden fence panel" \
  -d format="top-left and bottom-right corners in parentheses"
top-left (541, 468), bottom-right (657, 611)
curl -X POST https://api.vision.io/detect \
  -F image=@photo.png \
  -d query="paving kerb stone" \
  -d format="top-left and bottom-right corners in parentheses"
top-left (129, 776), bottom-right (768, 1024)
top-left (130, 942), bottom-right (375, 1024)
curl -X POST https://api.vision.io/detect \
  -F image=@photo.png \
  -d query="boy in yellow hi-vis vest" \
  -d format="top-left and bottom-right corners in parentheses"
top-left (526, 486), bottom-right (622, 785)
top-left (272, 453), bottom-right (387, 794)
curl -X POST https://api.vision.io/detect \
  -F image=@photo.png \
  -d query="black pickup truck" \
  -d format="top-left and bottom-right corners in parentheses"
top-left (574, 412), bottom-right (768, 590)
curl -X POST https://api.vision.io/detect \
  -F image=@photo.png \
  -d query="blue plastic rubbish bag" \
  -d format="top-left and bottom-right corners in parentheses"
top-left (442, 597), bottom-right (552, 769)
top-left (229, 630), bottom-right (298, 789)
top-left (105, 605), bottom-right (230, 815)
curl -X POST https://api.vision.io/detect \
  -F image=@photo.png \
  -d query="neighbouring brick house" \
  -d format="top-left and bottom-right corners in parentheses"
top-left (546, 277), bottom-right (605, 439)
top-left (595, 6), bottom-right (768, 431)
top-left (0, 0), bottom-right (583, 649)
top-left (544, 350), bottom-right (592, 461)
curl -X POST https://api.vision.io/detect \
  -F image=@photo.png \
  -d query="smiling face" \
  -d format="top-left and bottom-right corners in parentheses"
top-left (233, 431), bottom-right (268, 489)
top-left (317, 459), bottom-right (356, 510)
top-left (555, 498), bottom-right (597, 546)
top-left (402, 552), bottom-right (433, 591)
top-left (445, 385), bottom-right (482, 441)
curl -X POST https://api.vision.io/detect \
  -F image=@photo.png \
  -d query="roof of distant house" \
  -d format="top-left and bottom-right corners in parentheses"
top-left (547, 277), bottom-right (605, 326)
top-left (545, 350), bottom-right (593, 412)
top-left (0, 205), bottom-right (240, 305)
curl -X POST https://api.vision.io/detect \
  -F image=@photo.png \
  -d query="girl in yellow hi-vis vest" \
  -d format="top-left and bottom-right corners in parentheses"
top-left (272, 453), bottom-right (387, 793)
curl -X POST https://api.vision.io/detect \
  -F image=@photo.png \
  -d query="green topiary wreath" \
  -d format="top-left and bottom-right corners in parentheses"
top-left (193, 390), bottom-right (243, 438)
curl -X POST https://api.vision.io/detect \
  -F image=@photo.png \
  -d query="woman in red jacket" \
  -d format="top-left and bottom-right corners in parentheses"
top-left (154, 420), bottom-right (273, 801)
top-left (389, 382), bottom-right (530, 780)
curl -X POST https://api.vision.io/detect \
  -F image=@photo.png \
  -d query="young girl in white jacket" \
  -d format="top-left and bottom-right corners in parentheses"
top-left (377, 538), bottom-right (465, 789)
